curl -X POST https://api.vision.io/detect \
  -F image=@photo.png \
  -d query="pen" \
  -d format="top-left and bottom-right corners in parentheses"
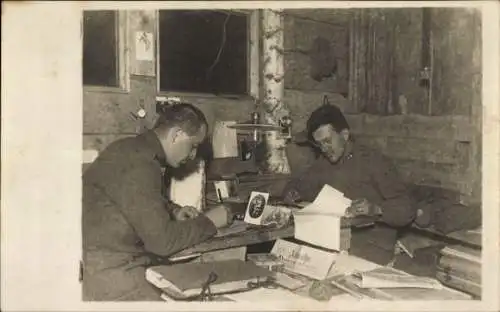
top-left (217, 189), bottom-right (224, 203)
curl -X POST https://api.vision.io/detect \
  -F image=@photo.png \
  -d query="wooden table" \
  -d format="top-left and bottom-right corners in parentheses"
top-left (171, 224), bottom-right (294, 259)
top-left (170, 216), bottom-right (378, 260)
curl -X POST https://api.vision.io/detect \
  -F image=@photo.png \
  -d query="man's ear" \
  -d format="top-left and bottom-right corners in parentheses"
top-left (340, 129), bottom-right (350, 142)
top-left (171, 127), bottom-right (186, 143)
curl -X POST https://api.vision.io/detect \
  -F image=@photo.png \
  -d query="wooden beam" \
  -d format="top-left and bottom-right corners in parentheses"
top-left (262, 9), bottom-right (291, 174)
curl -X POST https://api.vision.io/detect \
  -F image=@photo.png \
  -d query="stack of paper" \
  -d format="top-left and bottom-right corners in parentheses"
top-left (293, 185), bottom-right (352, 251)
top-left (436, 245), bottom-right (481, 297)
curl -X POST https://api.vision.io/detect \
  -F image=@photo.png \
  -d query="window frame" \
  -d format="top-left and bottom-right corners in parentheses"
top-left (82, 10), bottom-right (130, 94)
top-left (155, 9), bottom-right (259, 100)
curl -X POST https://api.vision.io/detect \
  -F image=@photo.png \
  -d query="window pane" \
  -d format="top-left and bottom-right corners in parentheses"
top-left (159, 10), bottom-right (248, 95)
top-left (83, 10), bottom-right (118, 87)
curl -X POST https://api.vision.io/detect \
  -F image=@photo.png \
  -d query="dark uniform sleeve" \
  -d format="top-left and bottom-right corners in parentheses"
top-left (282, 158), bottom-right (325, 202)
top-left (109, 162), bottom-right (217, 257)
top-left (370, 155), bottom-right (416, 227)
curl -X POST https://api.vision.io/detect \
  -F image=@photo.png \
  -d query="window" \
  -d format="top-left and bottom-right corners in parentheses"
top-left (82, 10), bottom-right (128, 91)
top-left (158, 10), bottom-right (258, 96)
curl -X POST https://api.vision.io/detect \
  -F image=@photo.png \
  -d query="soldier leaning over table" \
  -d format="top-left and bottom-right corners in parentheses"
top-left (82, 104), bottom-right (232, 301)
top-left (282, 104), bottom-right (417, 265)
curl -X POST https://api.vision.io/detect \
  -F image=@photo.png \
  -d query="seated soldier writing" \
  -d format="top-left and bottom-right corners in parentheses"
top-left (283, 104), bottom-right (417, 264)
top-left (82, 104), bottom-right (232, 301)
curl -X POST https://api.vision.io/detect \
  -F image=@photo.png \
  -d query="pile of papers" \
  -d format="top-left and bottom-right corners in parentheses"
top-left (293, 185), bottom-right (352, 251)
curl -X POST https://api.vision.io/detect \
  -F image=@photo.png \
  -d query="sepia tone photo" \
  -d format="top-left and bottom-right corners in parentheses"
top-left (80, 6), bottom-right (484, 303)
top-left (2, 1), bottom-right (498, 310)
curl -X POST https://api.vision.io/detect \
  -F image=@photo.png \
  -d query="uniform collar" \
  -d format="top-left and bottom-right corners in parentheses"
top-left (140, 130), bottom-right (168, 167)
top-left (340, 140), bottom-right (354, 164)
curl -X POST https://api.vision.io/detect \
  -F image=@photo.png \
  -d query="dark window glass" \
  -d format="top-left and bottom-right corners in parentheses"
top-left (159, 10), bottom-right (248, 95)
top-left (83, 10), bottom-right (118, 87)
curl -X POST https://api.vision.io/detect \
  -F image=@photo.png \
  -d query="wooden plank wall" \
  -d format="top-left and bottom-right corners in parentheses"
top-left (348, 8), bottom-right (482, 204)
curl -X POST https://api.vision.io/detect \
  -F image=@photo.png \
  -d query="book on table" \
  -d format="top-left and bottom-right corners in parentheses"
top-left (146, 259), bottom-right (274, 300)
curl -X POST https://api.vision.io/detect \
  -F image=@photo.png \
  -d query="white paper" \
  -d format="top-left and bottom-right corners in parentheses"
top-left (225, 287), bottom-right (319, 303)
top-left (301, 184), bottom-right (352, 216)
top-left (271, 239), bottom-right (336, 280)
top-left (293, 184), bottom-right (352, 250)
top-left (214, 181), bottom-right (230, 199)
top-left (169, 160), bottom-right (205, 211)
top-left (135, 31), bottom-right (154, 61)
top-left (294, 214), bottom-right (342, 250)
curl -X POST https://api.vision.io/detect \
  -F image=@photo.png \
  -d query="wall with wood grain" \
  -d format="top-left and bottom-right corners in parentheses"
top-left (348, 8), bottom-right (482, 204)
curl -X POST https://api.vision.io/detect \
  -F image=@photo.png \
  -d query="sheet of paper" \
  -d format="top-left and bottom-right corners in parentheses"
top-left (225, 287), bottom-right (318, 303)
top-left (292, 184), bottom-right (352, 251)
top-left (214, 181), bottom-right (230, 199)
top-left (301, 184), bottom-right (351, 216)
top-left (294, 214), bottom-right (342, 250)
top-left (169, 160), bottom-right (205, 211)
top-left (271, 239), bottom-right (336, 280)
top-left (135, 31), bottom-right (154, 61)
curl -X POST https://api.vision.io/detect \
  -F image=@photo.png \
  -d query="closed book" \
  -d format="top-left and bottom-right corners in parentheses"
top-left (437, 256), bottom-right (481, 284)
top-left (439, 245), bottom-right (481, 265)
top-left (436, 270), bottom-right (481, 298)
top-left (439, 252), bottom-right (481, 269)
top-left (146, 259), bottom-right (274, 300)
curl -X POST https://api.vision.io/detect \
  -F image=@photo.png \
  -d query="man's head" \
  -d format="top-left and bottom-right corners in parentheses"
top-left (154, 103), bottom-right (208, 168)
top-left (306, 104), bottom-right (350, 164)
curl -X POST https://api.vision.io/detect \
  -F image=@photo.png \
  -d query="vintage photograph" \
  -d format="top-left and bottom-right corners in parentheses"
top-left (80, 5), bottom-right (485, 303)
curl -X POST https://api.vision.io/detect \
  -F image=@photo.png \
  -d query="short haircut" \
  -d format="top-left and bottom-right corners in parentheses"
top-left (306, 104), bottom-right (350, 142)
top-left (154, 103), bottom-right (208, 136)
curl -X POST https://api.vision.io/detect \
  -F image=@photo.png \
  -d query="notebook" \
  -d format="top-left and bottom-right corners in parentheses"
top-left (146, 259), bottom-right (274, 299)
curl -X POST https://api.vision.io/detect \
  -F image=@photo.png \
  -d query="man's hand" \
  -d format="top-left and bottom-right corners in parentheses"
top-left (345, 198), bottom-right (382, 218)
top-left (203, 204), bottom-right (233, 228)
top-left (283, 188), bottom-right (301, 205)
top-left (173, 206), bottom-right (200, 221)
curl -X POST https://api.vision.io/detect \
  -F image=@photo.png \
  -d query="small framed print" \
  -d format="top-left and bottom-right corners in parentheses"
top-left (244, 191), bottom-right (270, 225)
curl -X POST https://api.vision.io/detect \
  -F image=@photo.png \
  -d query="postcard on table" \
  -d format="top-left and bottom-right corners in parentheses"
top-left (244, 191), bottom-right (270, 225)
